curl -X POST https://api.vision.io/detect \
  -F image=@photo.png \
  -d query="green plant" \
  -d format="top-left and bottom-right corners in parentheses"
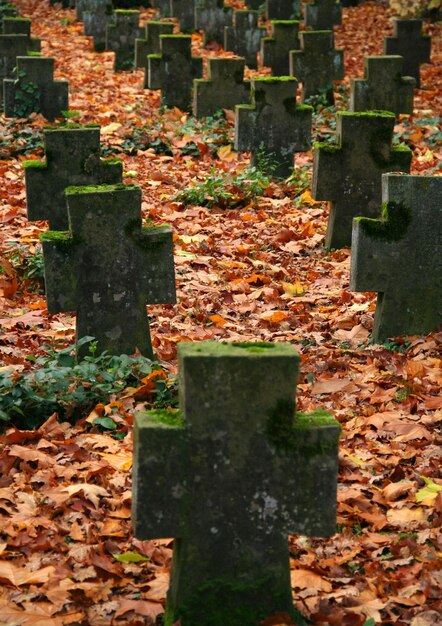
top-left (4, 243), bottom-right (45, 292)
top-left (12, 70), bottom-right (41, 118)
top-left (0, 337), bottom-right (178, 430)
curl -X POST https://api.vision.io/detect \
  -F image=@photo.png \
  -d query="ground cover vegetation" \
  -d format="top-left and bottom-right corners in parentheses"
top-left (0, 0), bottom-right (441, 624)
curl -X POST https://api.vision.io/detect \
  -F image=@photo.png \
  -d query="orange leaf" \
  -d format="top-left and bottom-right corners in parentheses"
top-left (260, 310), bottom-right (289, 323)
top-left (209, 314), bottom-right (227, 328)
top-left (217, 144), bottom-right (238, 162)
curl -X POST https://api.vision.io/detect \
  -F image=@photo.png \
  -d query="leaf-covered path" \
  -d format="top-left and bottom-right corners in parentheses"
top-left (0, 1), bottom-right (441, 624)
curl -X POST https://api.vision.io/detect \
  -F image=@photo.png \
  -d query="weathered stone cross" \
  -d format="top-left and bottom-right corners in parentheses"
top-left (82, 0), bottom-right (114, 53)
top-left (195, 0), bottom-right (233, 45)
top-left (383, 18), bottom-right (431, 88)
top-left (135, 19), bottom-right (174, 75)
top-left (224, 9), bottom-right (265, 69)
top-left (303, 0), bottom-right (341, 30)
top-left (261, 19), bottom-right (300, 76)
top-left (193, 57), bottom-right (250, 118)
top-left (169, 0), bottom-right (199, 33)
top-left (106, 9), bottom-right (141, 71)
top-left (2, 17), bottom-right (41, 52)
top-left (0, 34), bottom-right (29, 99)
top-left (41, 184), bottom-right (176, 359)
top-left (133, 341), bottom-right (340, 626)
top-left (266, 0), bottom-right (301, 20)
top-left (350, 173), bottom-right (442, 341)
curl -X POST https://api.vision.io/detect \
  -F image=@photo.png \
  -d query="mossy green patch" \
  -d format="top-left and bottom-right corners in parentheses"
top-left (114, 9), bottom-right (140, 14)
top-left (232, 342), bottom-right (276, 353)
top-left (271, 20), bottom-right (301, 25)
top-left (355, 200), bottom-right (412, 242)
top-left (40, 230), bottom-right (71, 243)
top-left (23, 159), bottom-right (46, 169)
top-left (338, 110), bottom-right (395, 120)
top-left (65, 183), bottom-right (138, 195)
top-left (254, 76), bottom-right (296, 84)
top-left (314, 141), bottom-right (340, 153)
top-left (146, 408), bottom-right (185, 428)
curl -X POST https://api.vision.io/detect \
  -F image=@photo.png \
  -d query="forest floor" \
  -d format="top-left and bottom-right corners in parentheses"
top-left (0, 0), bottom-right (441, 625)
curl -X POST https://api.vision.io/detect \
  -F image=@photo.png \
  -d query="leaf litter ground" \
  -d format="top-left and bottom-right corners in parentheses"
top-left (0, 1), bottom-right (441, 625)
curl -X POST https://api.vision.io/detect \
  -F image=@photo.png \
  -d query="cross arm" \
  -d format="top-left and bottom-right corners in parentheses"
top-left (311, 142), bottom-right (341, 200)
top-left (136, 224), bottom-right (176, 304)
top-left (234, 104), bottom-right (256, 152)
top-left (147, 54), bottom-right (163, 89)
top-left (191, 56), bottom-right (203, 79)
top-left (40, 231), bottom-right (78, 313)
top-left (24, 159), bottom-right (50, 222)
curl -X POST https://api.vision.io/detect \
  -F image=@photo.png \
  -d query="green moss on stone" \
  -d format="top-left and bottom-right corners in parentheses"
top-left (23, 159), bottom-right (46, 169)
top-left (148, 53), bottom-right (162, 59)
top-left (295, 410), bottom-right (339, 428)
top-left (271, 20), bottom-right (301, 25)
top-left (114, 9), bottom-right (140, 14)
top-left (65, 183), bottom-right (138, 195)
top-left (147, 408), bottom-right (185, 428)
top-left (314, 141), bottom-right (340, 153)
top-left (40, 230), bottom-right (71, 244)
top-left (27, 51), bottom-right (41, 57)
top-left (338, 110), bottom-right (395, 120)
top-left (161, 34), bottom-right (191, 39)
top-left (254, 76), bottom-right (296, 84)
top-left (232, 342), bottom-right (276, 353)
top-left (355, 200), bottom-right (412, 242)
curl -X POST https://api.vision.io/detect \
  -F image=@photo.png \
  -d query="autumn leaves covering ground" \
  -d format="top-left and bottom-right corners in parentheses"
top-left (0, 0), bottom-right (441, 624)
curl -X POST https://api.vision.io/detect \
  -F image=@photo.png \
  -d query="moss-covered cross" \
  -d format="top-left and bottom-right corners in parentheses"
top-left (0, 34), bottom-right (31, 91)
top-left (195, 0), bottom-right (233, 46)
top-left (261, 20), bottom-right (300, 76)
top-left (2, 17), bottom-right (41, 52)
top-left (303, 0), bottom-right (341, 30)
top-left (135, 20), bottom-right (174, 76)
top-left (384, 18), bottom-right (431, 89)
top-left (133, 341), bottom-right (341, 626)
top-left (169, 0), bottom-right (198, 33)
top-left (40, 184), bottom-right (176, 359)
top-left (224, 9), bottom-right (265, 70)
top-left (266, 0), bottom-right (301, 20)
top-left (106, 10), bottom-right (141, 72)
top-left (193, 57), bottom-right (250, 118)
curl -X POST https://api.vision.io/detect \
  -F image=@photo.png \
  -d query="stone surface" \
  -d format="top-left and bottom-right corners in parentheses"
top-left (289, 30), bottom-right (343, 104)
top-left (261, 20), bottom-right (300, 76)
top-left (350, 55), bottom-right (415, 116)
top-left (133, 341), bottom-right (340, 626)
top-left (311, 111), bottom-right (412, 249)
top-left (4, 56), bottom-right (69, 121)
top-left (148, 34), bottom-right (202, 112)
top-left (235, 77), bottom-right (312, 178)
top-left (152, 0), bottom-right (171, 16)
top-left (195, 0), bottom-right (233, 46)
top-left (266, 0), bottom-right (301, 20)
top-left (170, 0), bottom-right (199, 32)
top-left (193, 57), bottom-right (250, 118)
top-left (350, 173), bottom-right (442, 340)
top-left (245, 0), bottom-right (262, 9)
top-left (82, 0), bottom-right (114, 52)
top-left (0, 34), bottom-right (29, 101)
top-left (24, 125), bottom-right (123, 230)
top-left (384, 18), bottom-right (431, 88)
top-left (76, 0), bottom-right (89, 20)
top-left (224, 9), bottom-right (265, 69)
top-left (135, 19), bottom-right (174, 74)
top-left (2, 17), bottom-right (41, 52)
top-left (106, 9), bottom-right (141, 71)
top-left (303, 0), bottom-right (341, 30)
top-left (41, 184), bottom-right (176, 359)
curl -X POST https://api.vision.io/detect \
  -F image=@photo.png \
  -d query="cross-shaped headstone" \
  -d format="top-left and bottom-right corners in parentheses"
top-left (41, 184), bottom-right (176, 359)
top-left (235, 77), bottom-right (312, 178)
top-left (133, 341), bottom-right (340, 626)
top-left (311, 111), bottom-right (412, 249)
top-left (266, 0), bottom-right (301, 20)
top-left (384, 18), bottom-right (431, 88)
top-left (82, 0), bottom-right (114, 52)
top-left (24, 126), bottom-right (123, 230)
top-left (261, 20), bottom-right (300, 76)
top-left (0, 3), bottom-right (18, 29)
top-left (4, 56), bottom-right (69, 121)
top-left (106, 9), bottom-right (141, 71)
top-left (193, 57), bottom-right (250, 118)
top-left (289, 30), bottom-right (343, 104)
top-left (350, 55), bottom-right (415, 116)
top-left (303, 0), bottom-right (341, 30)
top-left (76, 0), bottom-right (88, 21)
top-left (195, 0), bottom-right (233, 46)
top-left (135, 19), bottom-right (174, 76)
top-left (245, 0), bottom-right (263, 9)
top-left (152, 0), bottom-right (171, 17)
top-left (2, 17), bottom-right (41, 52)
top-left (0, 34), bottom-right (29, 101)
top-left (224, 9), bottom-right (265, 69)
top-left (170, 0), bottom-right (199, 33)
top-left (350, 173), bottom-right (442, 341)
top-left (148, 34), bottom-right (203, 112)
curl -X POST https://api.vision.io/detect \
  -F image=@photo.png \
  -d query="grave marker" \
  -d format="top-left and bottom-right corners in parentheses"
top-left (235, 77), bottom-right (312, 178)
top-left (311, 111), bottom-right (412, 249)
top-left (2, 17), bottom-right (41, 52)
top-left (266, 0), bottom-right (301, 20)
top-left (261, 20), bottom-right (300, 76)
top-left (193, 57), bottom-right (250, 118)
top-left (4, 56), bottom-right (69, 121)
top-left (152, 0), bottom-right (171, 17)
top-left (245, 0), bottom-right (263, 9)
top-left (0, 34), bottom-right (29, 100)
top-left (384, 18), bottom-right (431, 88)
top-left (135, 19), bottom-right (174, 74)
top-left (195, 0), bottom-right (233, 46)
top-left (41, 184), bottom-right (176, 359)
top-left (133, 341), bottom-right (340, 626)
top-left (24, 126), bottom-right (123, 230)
top-left (350, 55), bottom-right (415, 116)
top-left (350, 173), bottom-right (442, 340)
top-left (82, 0), bottom-right (114, 52)
top-left (148, 34), bottom-right (203, 112)
top-left (170, 0), bottom-right (199, 33)
top-left (303, 0), bottom-right (341, 30)
top-left (290, 30), bottom-right (343, 103)
top-left (106, 9), bottom-right (141, 71)
top-left (224, 9), bottom-right (265, 69)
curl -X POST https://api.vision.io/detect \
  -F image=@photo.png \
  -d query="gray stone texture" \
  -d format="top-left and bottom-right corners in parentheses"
top-left (135, 19), bottom-right (174, 74)
top-left (41, 184), bottom-right (176, 359)
top-left (152, 0), bottom-right (171, 17)
top-left (384, 18), bottom-right (431, 88)
top-left (2, 17), bottom-right (41, 52)
top-left (148, 35), bottom-right (203, 112)
top-left (350, 173), bottom-right (442, 341)
top-left (311, 111), bottom-right (412, 249)
top-left (245, 0), bottom-right (263, 9)
top-left (82, 0), bottom-right (114, 52)
top-left (266, 0), bottom-right (301, 19)
top-left (195, 0), bottom-right (233, 46)
top-left (0, 34), bottom-right (29, 101)
top-left (235, 77), bottom-right (312, 179)
top-left (350, 55), bottom-right (415, 116)
top-left (133, 341), bottom-right (340, 626)
top-left (193, 57), bottom-right (250, 118)
top-left (24, 126), bottom-right (123, 230)
top-left (106, 9), bottom-right (141, 71)
top-left (224, 9), bottom-right (265, 69)
top-left (170, 0), bottom-right (199, 33)
top-left (261, 20), bottom-right (300, 76)
top-left (3, 56), bottom-right (69, 121)
top-left (303, 0), bottom-right (341, 30)
top-left (290, 30), bottom-right (343, 104)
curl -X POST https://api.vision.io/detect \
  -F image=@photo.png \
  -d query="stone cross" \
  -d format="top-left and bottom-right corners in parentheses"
top-left (245, 0), bottom-right (262, 9)
top-left (4, 56), bottom-right (69, 121)
top-left (266, 0), bottom-right (301, 20)
top-left (261, 20), bottom-right (300, 76)
top-left (106, 9), bottom-right (141, 71)
top-left (311, 111), bottom-right (412, 249)
top-left (193, 57), bottom-right (250, 118)
top-left (148, 34), bottom-right (203, 112)
top-left (135, 19), bottom-right (174, 76)
top-left (76, 0), bottom-right (88, 21)
top-left (384, 18), bottom-right (431, 88)
top-left (235, 77), bottom-right (312, 178)
top-left (350, 173), bottom-right (442, 341)
top-left (153, 0), bottom-right (172, 17)
top-left (2, 17), bottom-right (41, 52)
top-left (303, 0), bottom-right (341, 30)
top-left (224, 9), bottom-right (265, 69)
top-left (24, 126), bottom-right (123, 230)
top-left (195, 0), bottom-right (233, 46)
top-left (170, 0), bottom-right (199, 33)
top-left (350, 55), bottom-right (415, 116)
top-left (133, 341), bottom-right (340, 626)
top-left (290, 30), bottom-right (343, 104)
top-left (82, 0), bottom-right (114, 53)
top-left (41, 184), bottom-right (176, 359)
top-left (0, 34), bottom-right (29, 101)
